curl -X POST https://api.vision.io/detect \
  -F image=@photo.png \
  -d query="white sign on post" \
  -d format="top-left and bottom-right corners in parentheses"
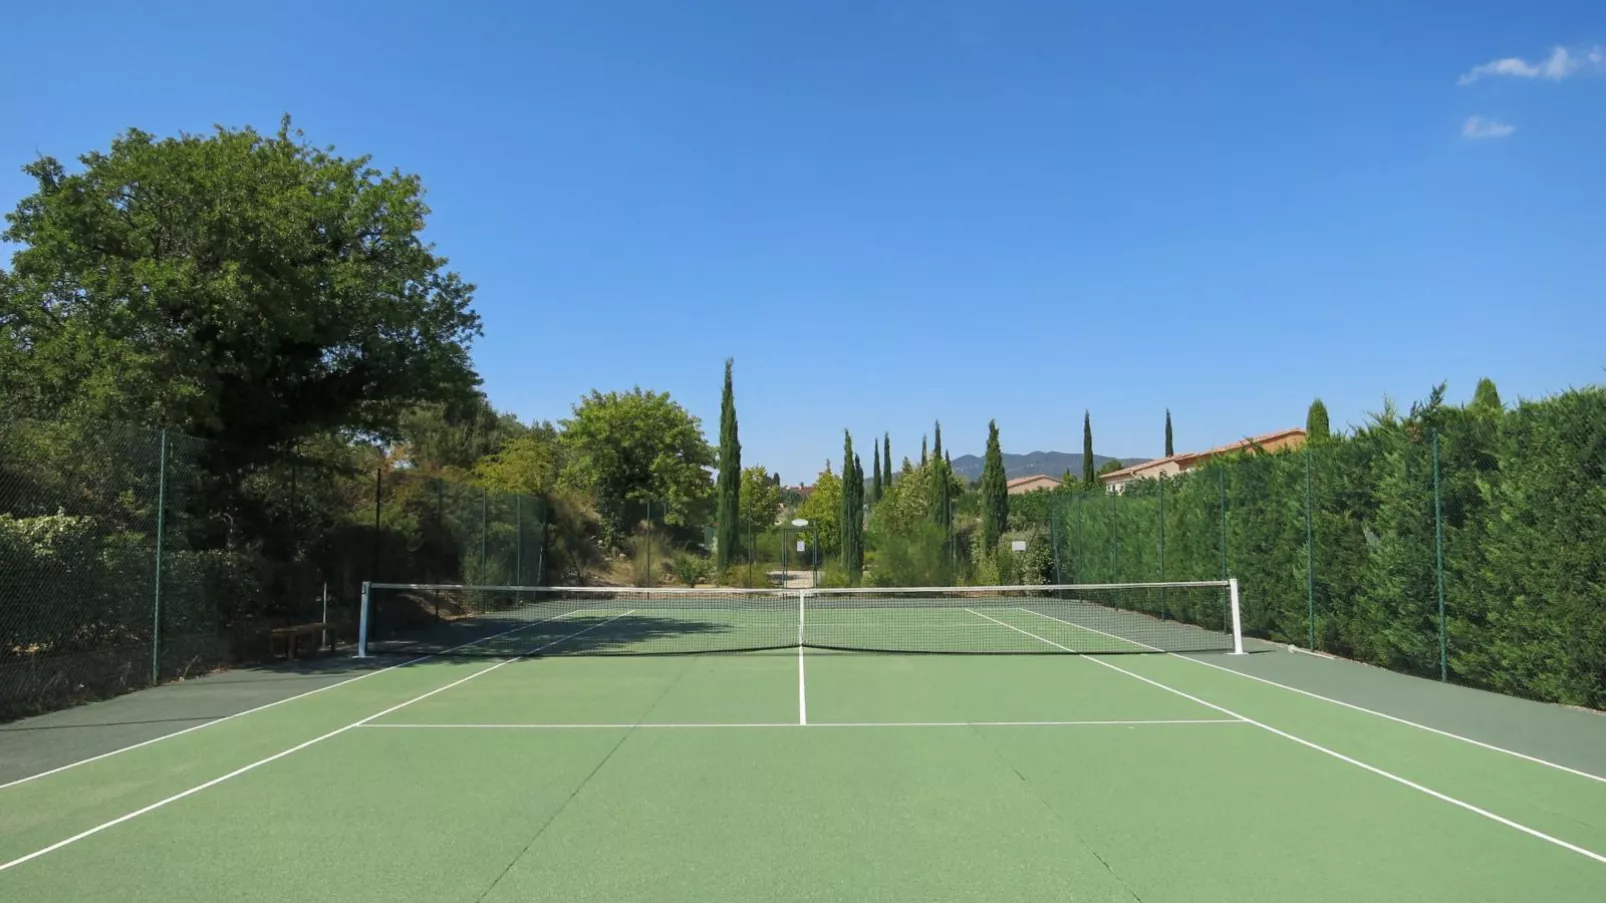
top-left (1010, 540), bottom-right (1028, 552)
top-left (796, 540), bottom-right (806, 552)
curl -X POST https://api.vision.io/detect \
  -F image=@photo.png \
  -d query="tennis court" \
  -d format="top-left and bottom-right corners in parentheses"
top-left (2, 583), bottom-right (1604, 901)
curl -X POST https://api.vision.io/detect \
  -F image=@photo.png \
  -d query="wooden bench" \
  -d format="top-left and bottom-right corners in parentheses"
top-left (269, 622), bottom-right (328, 660)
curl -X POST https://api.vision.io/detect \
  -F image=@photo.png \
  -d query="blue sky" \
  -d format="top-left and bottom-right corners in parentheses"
top-left (3, 1), bottom-right (1603, 484)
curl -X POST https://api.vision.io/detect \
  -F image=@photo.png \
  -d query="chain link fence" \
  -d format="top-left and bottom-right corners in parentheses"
top-left (0, 419), bottom-right (547, 721)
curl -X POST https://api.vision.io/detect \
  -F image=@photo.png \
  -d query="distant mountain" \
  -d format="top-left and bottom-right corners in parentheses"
top-left (946, 451), bottom-right (1148, 483)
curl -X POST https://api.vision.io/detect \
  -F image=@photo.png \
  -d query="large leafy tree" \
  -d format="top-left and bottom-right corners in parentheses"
top-left (715, 359), bottom-right (741, 569)
top-left (400, 394), bottom-right (526, 473)
top-left (980, 420), bottom-right (1009, 550)
top-left (559, 388), bottom-right (714, 542)
top-left (797, 467), bottom-right (842, 554)
top-left (737, 465), bottom-right (782, 541)
top-left (0, 119), bottom-right (481, 469)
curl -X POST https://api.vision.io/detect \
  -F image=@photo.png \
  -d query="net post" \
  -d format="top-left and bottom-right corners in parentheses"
top-left (356, 581), bottom-right (372, 658)
top-left (1228, 578), bottom-right (1245, 655)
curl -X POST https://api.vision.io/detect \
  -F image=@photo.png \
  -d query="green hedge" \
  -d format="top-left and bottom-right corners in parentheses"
top-left (1051, 386), bottom-right (1606, 709)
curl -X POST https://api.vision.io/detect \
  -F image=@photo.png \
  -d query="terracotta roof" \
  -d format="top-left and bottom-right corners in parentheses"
top-left (1099, 428), bottom-right (1307, 482)
top-left (1006, 474), bottom-right (1062, 489)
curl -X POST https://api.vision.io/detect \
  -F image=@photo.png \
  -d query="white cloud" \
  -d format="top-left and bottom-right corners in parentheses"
top-left (1459, 45), bottom-right (1604, 84)
top-left (1462, 116), bottom-right (1516, 139)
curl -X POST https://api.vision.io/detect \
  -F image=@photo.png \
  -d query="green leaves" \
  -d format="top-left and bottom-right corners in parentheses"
top-left (558, 388), bottom-right (714, 543)
top-left (980, 420), bottom-right (1008, 551)
top-left (1, 119), bottom-right (481, 467)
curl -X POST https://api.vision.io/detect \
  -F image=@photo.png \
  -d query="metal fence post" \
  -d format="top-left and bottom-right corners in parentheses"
top-left (480, 488), bottom-right (488, 580)
top-left (1433, 429), bottom-right (1448, 681)
top-left (1157, 478), bottom-right (1167, 619)
top-left (1305, 445), bottom-right (1316, 650)
top-left (1218, 467), bottom-right (1229, 581)
top-left (372, 460), bottom-right (383, 580)
top-left (515, 494), bottom-right (523, 586)
top-left (151, 429), bottom-right (168, 686)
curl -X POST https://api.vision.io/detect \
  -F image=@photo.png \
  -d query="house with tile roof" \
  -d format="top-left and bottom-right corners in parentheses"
top-left (1099, 428), bottom-right (1307, 492)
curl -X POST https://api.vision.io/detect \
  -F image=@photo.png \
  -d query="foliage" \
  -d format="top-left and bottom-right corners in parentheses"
top-left (883, 434), bottom-right (893, 493)
top-left (400, 396), bottom-right (526, 473)
top-left (996, 529), bottom-right (1053, 586)
top-left (871, 442), bottom-right (883, 503)
top-left (1097, 459), bottom-right (1125, 477)
top-left (0, 119), bottom-right (481, 467)
top-left (738, 466), bottom-right (783, 540)
top-left (1471, 378), bottom-right (1502, 417)
top-left (1082, 412), bottom-right (1095, 488)
top-left (797, 468), bottom-right (842, 555)
top-left (1049, 383), bottom-right (1606, 709)
top-left (838, 434), bottom-right (865, 581)
top-left (471, 425), bottom-right (562, 496)
top-left (1306, 399), bottom-right (1331, 442)
top-left (1165, 410), bottom-right (1175, 457)
top-left (715, 359), bottom-right (740, 570)
top-left (673, 553), bottom-right (711, 587)
top-left (867, 519), bottom-right (953, 587)
top-left (979, 420), bottom-right (1008, 551)
top-left (558, 387), bottom-right (714, 544)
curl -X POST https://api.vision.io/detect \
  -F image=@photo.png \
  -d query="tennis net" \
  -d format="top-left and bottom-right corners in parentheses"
top-left (357, 581), bottom-right (1243, 657)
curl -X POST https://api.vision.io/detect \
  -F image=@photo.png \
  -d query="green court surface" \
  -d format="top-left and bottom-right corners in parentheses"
top-left (3, 607), bottom-right (1605, 901)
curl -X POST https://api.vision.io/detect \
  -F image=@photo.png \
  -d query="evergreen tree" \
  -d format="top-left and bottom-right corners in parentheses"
top-left (1471, 378), bottom-right (1503, 417)
top-left (884, 433), bottom-right (893, 489)
top-left (1165, 409), bottom-right (1175, 457)
top-left (871, 441), bottom-right (883, 503)
top-left (840, 431), bottom-right (864, 580)
top-left (1082, 412), bottom-right (1096, 489)
top-left (981, 420), bottom-right (1009, 551)
top-left (921, 435), bottom-right (928, 467)
top-left (715, 358), bottom-right (741, 569)
top-left (933, 421), bottom-right (943, 460)
top-left (1306, 398), bottom-right (1332, 442)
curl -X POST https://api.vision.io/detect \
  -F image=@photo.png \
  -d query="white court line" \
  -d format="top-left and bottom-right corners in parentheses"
top-left (0, 608), bottom-right (598, 793)
top-left (358, 719), bottom-right (1245, 729)
top-left (797, 646), bottom-right (808, 726)
top-left (1016, 607), bottom-right (1606, 786)
top-left (0, 611), bottom-right (635, 874)
top-left (967, 609), bottom-right (1606, 867)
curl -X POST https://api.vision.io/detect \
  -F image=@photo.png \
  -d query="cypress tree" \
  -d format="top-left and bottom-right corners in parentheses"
top-left (1165, 409), bottom-right (1175, 457)
top-left (841, 431), bottom-right (864, 580)
top-left (933, 421), bottom-right (943, 460)
top-left (1471, 378), bottom-right (1503, 417)
top-left (883, 433), bottom-right (892, 489)
top-left (921, 435), bottom-right (928, 467)
top-left (871, 442), bottom-right (883, 503)
top-left (1306, 399), bottom-right (1331, 442)
top-left (1082, 411), bottom-right (1096, 489)
top-left (715, 358), bottom-right (741, 570)
top-left (980, 420), bottom-right (1008, 551)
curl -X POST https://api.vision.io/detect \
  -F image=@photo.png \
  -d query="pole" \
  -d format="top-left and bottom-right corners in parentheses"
top-left (1108, 486), bottom-right (1118, 584)
top-left (1218, 467), bottom-right (1229, 580)
top-left (356, 581), bottom-right (371, 658)
top-left (372, 459), bottom-right (383, 582)
top-left (320, 582), bottom-right (329, 650)
top-left (1158, 478), bottom-right (1167, 619)
top-left (1050, 502), bottom-right (1063, 585)
top-left (780, 527), bottom-right (788, 588)
top-left (811, 525), bottom-right (819, 588)
top-left (1228, 578), bottom-right (1245, 655)
top-left (1074, 492), bottom-right (1084, 584)
top-left (1304, 445), bottom-right (1316, 651)
top-left (1433, 430), bottom-right (1448, 681)
top-left (515, 495), bottom-right (523, 585)
top-left (645, 499), bottom-right (652, 588)
top-left (479, 488), bottom-right (488, 582)
top-left (151, 429), bottom-right (168, 686)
